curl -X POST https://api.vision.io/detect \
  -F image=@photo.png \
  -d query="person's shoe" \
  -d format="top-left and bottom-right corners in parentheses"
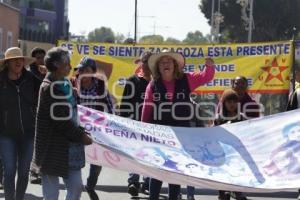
top-left (177, 193), bottom-right (182, 200)
top-left (140, 182), bottom-right (149, 195)
top-left (85, 186), bottom-right (99, 200)
top-left (0, 182), bottom-right (3, 190)
top-left (219, 192), bottom-right (231, 200)
top-left (128, 183), bottom-right (139, 196)
top-left (231, 192), bottom-right (247, 200)
top-left (187, 195), bottom-right (195, 200)
top-left (298, 193), bottom-right (300, 200)
top-left (30, 174), bottom-right (42, 185)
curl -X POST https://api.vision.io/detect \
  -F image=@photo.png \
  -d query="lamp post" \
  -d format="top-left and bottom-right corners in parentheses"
top-left (248, 0), bottom-right (253, 42)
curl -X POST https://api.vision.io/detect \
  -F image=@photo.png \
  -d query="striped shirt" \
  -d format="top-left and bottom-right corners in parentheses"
top-left (78, 79), bottom-right (113, 113)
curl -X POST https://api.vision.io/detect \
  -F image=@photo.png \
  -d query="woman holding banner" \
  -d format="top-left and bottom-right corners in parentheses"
top-left (120, 51), bottom-right (153, 197)
top-left (141, 50), bottom-right (215, 200)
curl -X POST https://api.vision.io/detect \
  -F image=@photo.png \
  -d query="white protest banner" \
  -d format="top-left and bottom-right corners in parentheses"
top-left (79, 105), bottom-right (300, 192)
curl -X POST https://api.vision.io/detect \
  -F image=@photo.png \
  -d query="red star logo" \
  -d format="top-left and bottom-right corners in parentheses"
top-left (261, 58), bottom-right (288, 83)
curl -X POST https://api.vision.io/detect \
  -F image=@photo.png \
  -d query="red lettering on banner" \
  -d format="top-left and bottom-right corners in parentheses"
top-left (86, 146), bottom-right (98, 161)
top-left (93, 112), bottom-right (106, 125)
top-left (80, 109), bottom-right (92, 123)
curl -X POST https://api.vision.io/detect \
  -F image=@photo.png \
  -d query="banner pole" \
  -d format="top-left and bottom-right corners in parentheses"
top-left (292, 27), bottom-right (297, 93)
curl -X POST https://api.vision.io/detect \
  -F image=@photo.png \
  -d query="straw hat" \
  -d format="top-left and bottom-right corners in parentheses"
top-left (148, 49), bottom-right (185, 75)
top-left (0, 47), bottom-right (36, 66)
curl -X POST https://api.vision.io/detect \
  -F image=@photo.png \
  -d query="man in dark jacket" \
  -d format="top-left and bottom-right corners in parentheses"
top-left (119, 51), bottom-right (152, 196)
top-left (29, 47), bottom-right (47, 184)
top-left (29, 47), bottom-right (47, 81)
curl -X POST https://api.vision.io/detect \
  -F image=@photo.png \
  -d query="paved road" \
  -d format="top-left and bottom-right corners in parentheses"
top-left (0, 166), bottom-right (298, 200)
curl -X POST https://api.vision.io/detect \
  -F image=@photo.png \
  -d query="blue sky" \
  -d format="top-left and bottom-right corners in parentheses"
top-left (68, 0), bottom-right (211, 41)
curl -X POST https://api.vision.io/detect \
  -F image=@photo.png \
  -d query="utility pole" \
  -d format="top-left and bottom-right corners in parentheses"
top-left (237, 0), bottom-right (255, 42)
top-left (212, 0), bottom-right (224, 43)
top-left (248, 0), bottom-right (253, 42)
top-left (210, 0), bottom-right (215, 42)
top-left (216, 0), bottom-right (221, 43)
top-left (134, 0), bottom-right (138, 43)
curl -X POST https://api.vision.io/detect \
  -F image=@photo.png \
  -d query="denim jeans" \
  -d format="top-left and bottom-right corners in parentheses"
top-left (42, 169), bottom-right (83, 200)
top-left (128, 173), bottom-right (139, 185)
top-left (86, 164), bottom-right (102, 190)
top-left (0, 158), bottom-right (3, 184)
top-left (149, 178), bottom-right (180, 200)
top-left (187, 186), bottom-right (195, 198)
top-left (0, 136), bottom-right (33, 200)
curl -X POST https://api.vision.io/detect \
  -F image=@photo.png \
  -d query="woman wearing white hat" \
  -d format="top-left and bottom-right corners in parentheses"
top-left (0, 47), bottom-right (41, 200)
top-left (141, 50), bottom-right (215, 200)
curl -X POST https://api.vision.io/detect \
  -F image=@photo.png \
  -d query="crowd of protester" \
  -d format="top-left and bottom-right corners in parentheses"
top-left (0, 45), bottom-right (297, 200)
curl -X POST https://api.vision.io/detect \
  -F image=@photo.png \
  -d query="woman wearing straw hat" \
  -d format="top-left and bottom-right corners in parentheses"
top-left (0, 47), bottom-right (41, 200)
top-left (141, 50), bottom-right (215, 200)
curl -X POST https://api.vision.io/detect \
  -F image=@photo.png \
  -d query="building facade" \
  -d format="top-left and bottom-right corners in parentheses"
top-left (17, 0), bottom-right (69, 44)
top-left (0, 1), bottom-right (19, 57)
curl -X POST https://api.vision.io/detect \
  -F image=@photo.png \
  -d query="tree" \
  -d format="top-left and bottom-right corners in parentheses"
top-left (139, 35), bottom-right (164, 44)
top-left (165, 37), bottom-right (181, 44)
top-left (200, 0), bottom-right (300, 42)
top-left (115, 33), bottom-right (125, 43)
top-left (123, 38), bottom-right (135, 44)
top-left (88, 27), bottom-right (115, 43)
top-left (182, 31), bottom-right (209, 44)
